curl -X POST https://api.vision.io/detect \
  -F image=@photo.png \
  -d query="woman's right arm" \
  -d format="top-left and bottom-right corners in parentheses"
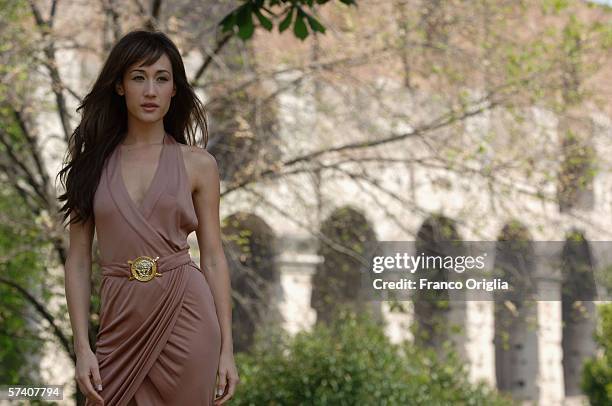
top-left (64, 212), bottom-right (104, 404)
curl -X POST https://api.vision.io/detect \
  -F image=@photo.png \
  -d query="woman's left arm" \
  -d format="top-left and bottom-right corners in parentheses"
top-left (190, 147), bottom-right (239, 404)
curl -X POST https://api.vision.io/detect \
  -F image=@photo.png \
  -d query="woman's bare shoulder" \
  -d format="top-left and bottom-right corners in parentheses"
top-left (178, 144), bottom-right (218, 194)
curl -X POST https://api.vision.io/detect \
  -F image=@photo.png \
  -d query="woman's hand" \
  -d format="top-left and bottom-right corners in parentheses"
top-left (214, 349), bottom-right (240, 405)
top-left (75, 348), bottom-right (104, 405)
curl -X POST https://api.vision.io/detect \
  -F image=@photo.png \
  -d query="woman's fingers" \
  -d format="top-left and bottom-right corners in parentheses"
top-left (214, 369), bottom-right (239, 405)
top-left (214, 369), bottom-right (226, 405)
top-left (91, 364), bottom-right (103, 392)
top-left (77, 370), bottom-right (104, 404)
top-left (222, 372), bottom-right (238, 403)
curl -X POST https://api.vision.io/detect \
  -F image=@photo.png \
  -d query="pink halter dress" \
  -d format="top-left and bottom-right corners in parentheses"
top-left (87, 133), bottom-right (221, 405)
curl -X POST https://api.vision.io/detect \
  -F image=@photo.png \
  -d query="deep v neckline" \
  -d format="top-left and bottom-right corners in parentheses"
top-left (117, 133), bottom-right (168, 213)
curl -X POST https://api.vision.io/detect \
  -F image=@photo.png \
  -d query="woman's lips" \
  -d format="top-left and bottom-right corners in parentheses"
top-left (142, 105), bottom-right (158, 112)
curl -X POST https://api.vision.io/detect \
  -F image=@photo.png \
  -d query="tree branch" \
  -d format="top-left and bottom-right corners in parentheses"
top-left (28, 0), bottom-right (73, 143)
top-left (0, 277), bottom-right (74, 361)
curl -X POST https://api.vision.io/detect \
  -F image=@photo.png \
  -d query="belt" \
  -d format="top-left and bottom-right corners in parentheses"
top-left (100, 248), bottom-right (195, 282)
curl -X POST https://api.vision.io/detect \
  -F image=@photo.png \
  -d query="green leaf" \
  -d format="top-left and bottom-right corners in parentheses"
top-left (305, 13), bottom-right (326, 34)
top-left (294, 8), bottom-right (308, 40)
top-left (237, 4), bottom-right (255, 40)
top-left (254, 7), bottom-right (273, 31)
top-left (279, 6), bottom-right (294, 33)
top-left (219, 11), bottom-right (236, 33)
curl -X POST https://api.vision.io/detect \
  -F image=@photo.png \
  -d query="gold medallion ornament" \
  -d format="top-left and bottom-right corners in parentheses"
top-left (127, 255), bottom-right (162, 282)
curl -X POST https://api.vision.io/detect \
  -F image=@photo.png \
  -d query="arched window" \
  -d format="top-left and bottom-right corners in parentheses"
top-left (310, 206), bottom-right (380, 326)
top-left (412, 214), bottom-right (463, 355)
top-left (222, 212), bottom-right (279, 352)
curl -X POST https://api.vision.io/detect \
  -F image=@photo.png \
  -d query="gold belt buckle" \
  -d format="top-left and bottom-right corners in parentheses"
top-left (127, 255), bottom-right (162, 282)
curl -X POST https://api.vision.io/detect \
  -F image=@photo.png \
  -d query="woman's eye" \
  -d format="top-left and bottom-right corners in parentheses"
top-left (132, 76), bottom-right (168, 81)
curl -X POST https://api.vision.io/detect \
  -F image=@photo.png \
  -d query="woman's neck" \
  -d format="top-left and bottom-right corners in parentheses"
top-left (121, 122), bottom-right (166, 146)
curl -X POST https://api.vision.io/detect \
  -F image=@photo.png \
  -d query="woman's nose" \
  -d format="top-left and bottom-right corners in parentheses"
top-left (144, 80), bottom-right (157, 95)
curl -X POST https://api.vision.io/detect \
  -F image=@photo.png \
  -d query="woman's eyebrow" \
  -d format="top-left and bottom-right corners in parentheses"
top-left (130, 69), bottom-right (170, 74)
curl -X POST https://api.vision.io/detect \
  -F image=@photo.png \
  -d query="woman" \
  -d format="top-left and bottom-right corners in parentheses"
top-left (57, 29), bottom-right (239, 405)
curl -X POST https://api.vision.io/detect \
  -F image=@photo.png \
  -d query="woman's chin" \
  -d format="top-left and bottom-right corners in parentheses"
top-left (133, 113), bottom-right (162, 123)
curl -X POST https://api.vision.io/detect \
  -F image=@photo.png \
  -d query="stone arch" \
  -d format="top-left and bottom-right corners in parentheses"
top-left (412, 214), bottom-right (466, 356)
top-left (310, 205), bottom-right (381, 325)
top-left (221, 212), bottom-right (279, 353)
top-left (561, 228), bottom-right (597, 396)
top-left (493, 220), bottom-right (538, 400)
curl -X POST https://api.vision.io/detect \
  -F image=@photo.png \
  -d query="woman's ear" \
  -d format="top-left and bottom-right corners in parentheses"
top-left (172, 85), bottom-right (176, 97)
top-left (115, 82), bottom-right (124, 96)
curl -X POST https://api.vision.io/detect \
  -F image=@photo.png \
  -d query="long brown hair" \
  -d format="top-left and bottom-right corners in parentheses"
top-left (57, 29), bottom-right (208, 226)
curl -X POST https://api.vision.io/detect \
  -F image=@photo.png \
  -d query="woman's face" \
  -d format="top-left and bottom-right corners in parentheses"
top-left (115, 53), bottom-right (176, 123)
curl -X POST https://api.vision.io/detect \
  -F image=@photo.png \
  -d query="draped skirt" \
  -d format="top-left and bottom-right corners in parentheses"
top-left (86, 259), bottom-right (221, 406)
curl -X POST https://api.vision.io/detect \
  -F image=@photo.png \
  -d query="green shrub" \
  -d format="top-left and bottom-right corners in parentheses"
top-left (233, 308), bottom-right (513, 405)
top-left (582, 303), bottom-right (612, 406)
